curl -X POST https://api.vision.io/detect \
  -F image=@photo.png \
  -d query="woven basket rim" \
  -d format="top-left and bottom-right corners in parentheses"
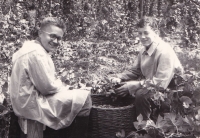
top-left (91, 93), bottom-right (107, 95)
top-left (92, 104), bottom-right (134, 110)
top-left (91, 93), bottom-right (134, 97)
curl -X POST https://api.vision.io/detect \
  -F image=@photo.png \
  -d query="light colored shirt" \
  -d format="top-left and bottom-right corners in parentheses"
top-left (9, 40), bottom-right (90, 131)
top-left (117, 39), bottom-right (183, 92)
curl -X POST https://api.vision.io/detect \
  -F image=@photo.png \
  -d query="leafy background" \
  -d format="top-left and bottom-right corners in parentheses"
top-left (0, 0), bottom-right (200, 137)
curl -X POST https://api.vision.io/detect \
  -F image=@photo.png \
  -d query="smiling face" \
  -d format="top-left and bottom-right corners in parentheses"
top-left (38, 24), bottom-right (64, 52)
top-left (137, 25), bottom-right (156, 48)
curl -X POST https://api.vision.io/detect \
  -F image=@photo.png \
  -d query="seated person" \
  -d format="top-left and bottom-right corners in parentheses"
top-left (9, 17), bottom-right (91, 138)
top-left (109, 16), bottom-right (183, 121)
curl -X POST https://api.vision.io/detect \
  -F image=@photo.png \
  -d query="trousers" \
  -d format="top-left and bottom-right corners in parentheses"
top-left (134, 88), bottom-right (170, 121)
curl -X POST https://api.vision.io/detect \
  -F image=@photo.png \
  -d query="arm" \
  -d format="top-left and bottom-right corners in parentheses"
top-left (116, 54), bottom-right (142, 81)
top-left (113, 54), bottom-right (143, 96)
top-left (125, 49), bottom-right (176, 95)
top-left (28, 51), bottom-right (62, 95)
top-left (147, 50), bottom-right (176, 89)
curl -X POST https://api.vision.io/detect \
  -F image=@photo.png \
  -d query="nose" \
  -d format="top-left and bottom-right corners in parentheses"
top-left (141, 33), bottom-right (145, 39)
top-left (53, 38), bottom-right (58, 44)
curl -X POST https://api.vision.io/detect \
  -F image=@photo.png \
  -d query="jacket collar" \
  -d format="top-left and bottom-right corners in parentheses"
top-left (12, 40), bottom-right (46, 63)
top-left (141, 42), bottom-right (159, 56)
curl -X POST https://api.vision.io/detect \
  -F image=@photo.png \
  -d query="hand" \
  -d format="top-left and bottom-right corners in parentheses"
top-left (108, 77), bottom-right (121, 84)
top-left (115, 82), bottom-right (129, 97)
top-left (115, 81), bottom-right (141, 97)
top-left (175, 66), bottom-right (184, 75)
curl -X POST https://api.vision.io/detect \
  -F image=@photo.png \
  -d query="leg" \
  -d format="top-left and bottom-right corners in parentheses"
top-left (69, 94), bottom-right (92, 138)
top-left (20, 130), bottom-right (27, 138)
top-left (27, 120), bottom-right (43, 138)
top-left (77, 94), bottom-right (92, 117)
top-left (135, 88), bottom-right (151, 121)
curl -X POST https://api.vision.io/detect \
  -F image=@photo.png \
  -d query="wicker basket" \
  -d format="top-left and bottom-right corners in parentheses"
top-left (89, 94), bottom-right (135, 138)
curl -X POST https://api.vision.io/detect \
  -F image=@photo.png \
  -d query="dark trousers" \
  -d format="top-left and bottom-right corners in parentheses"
top-left (19, 95), bottom-right (92, 138)
top-left (135, 88), bottom-right (151, 120)
top-left (134, 88), bottom-right (170, 121)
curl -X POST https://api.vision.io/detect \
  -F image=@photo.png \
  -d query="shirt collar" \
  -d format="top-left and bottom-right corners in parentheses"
top-left (35, 39), bottom-right (49, 54)
top-left (142, 42), bottom-right (158, 56)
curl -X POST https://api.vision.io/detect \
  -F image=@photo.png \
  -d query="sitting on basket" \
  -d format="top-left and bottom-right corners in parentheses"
top-left (108, 16), bottom-right (184, 122)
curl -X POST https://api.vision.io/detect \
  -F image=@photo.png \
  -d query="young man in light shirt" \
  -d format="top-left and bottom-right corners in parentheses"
top-left (10, 17), bottom-right (91, 138)
top-left (109, 16), bottom-right (183, 121)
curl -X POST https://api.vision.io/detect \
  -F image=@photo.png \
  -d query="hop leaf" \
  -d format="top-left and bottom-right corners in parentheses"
top-left (193, 90), bottom-right (200, 103)
top-left (179, 96), bottom-right (192, 108)
top-left (183, 102), bottom-right (190, 108)
top-left (153, 91), bottom-right (166, 101)
top-left (0, 104), bottom-right (6, 112)
top-left (156, 115), bottom-right (166, 129)
top-left (162, 113), bottom-right (186, 134)
top-left (0, 93), bottom-right (5, 105)
top-left (116, 129), bottom-right (125, 138)
top-left (133, 114), bottom-right (147, 130)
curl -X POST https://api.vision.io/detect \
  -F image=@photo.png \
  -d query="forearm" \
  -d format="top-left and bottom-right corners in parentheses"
top-left (34, 78), bottom-right (63, 96)
top-left (125, 80), bottom-right (144, 96)
top-left (116, 68), bottom-right (141, 81)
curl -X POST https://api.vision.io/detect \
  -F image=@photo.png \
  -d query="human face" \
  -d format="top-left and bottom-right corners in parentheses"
top-left (137, 25), bottom-right (156, 48)
top-left (39, 24), bottom-right (64, 52)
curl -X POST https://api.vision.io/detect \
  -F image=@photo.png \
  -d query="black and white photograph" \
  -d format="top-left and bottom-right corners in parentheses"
top-left (0, 0), bottom-right (199, 138)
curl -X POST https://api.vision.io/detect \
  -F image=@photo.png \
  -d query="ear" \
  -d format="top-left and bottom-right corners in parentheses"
top-left (154, 29), bottom-right (160, 35)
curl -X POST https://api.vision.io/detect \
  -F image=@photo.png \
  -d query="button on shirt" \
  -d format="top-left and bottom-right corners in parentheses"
top-left (117, 39), bottom-right (183, 90)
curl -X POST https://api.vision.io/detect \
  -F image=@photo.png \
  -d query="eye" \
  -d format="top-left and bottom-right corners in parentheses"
top-left (49, 34), bottom-right (62, 41)
top-left (144, 31), bottom-right (149, 35)
top-left (49, 34), bottom-right (56, 39)
top-left (138, 32), bottom-right (142, 35)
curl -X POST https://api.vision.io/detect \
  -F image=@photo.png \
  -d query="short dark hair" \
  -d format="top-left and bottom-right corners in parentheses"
top-left (40, 17), bottom-right (66, 31)
top-left (136, 16), bottom-right (157, 29)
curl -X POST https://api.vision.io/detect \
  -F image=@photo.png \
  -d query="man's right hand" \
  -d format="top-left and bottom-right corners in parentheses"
top-left (109, 77), bottom-right (121, 84)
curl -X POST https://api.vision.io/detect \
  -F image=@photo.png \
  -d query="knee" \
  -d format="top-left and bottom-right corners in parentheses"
top-left (135, 93), bottom-right (145, 103)
top-left (135, 89), bottom-right (149, 102)
top-left (135, 89), bottom-right (145, 99)
top-left (86, 94), bottom-right (92, 109)
top-left (83, 94), bottom-right (92, 110)
top-left (77, 95), bottom-right (92, 117)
